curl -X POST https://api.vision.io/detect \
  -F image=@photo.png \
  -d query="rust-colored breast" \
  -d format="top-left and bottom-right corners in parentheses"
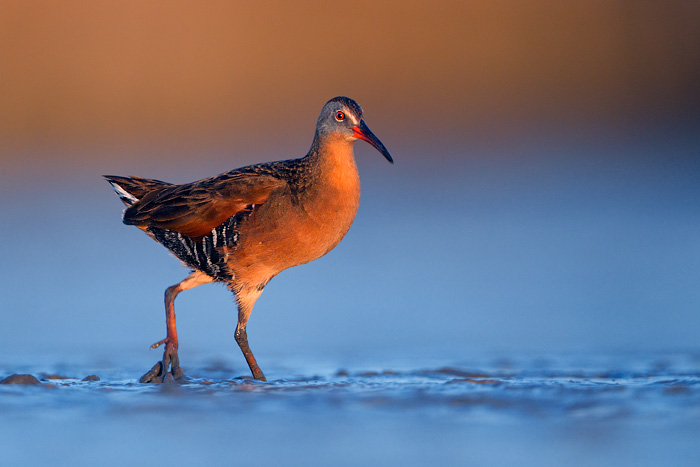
top-left (224, 140), bottom-right (361, 289)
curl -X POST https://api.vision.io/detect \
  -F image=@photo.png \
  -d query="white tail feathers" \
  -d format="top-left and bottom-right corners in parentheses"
top-left (108, 180), bottom-right (139, 206)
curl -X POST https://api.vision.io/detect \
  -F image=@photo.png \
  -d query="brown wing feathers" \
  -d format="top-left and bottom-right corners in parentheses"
top-left (119, 171), bottom-right (286, 239)
top-left (103, 175), bottom-right (172, 206)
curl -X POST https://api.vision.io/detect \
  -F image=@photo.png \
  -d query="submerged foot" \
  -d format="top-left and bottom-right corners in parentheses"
top-left (139, 338), bottom-right (183, 383)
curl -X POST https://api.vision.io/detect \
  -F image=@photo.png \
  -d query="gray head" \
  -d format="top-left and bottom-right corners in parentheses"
top-left (315, 96), bottom-right (393, 163)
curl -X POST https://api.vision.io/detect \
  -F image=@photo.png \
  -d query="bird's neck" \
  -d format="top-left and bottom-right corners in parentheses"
top-left (306, 133), bottom-right (360, 193)
top-left (290, 132), bottom-right (360, 254)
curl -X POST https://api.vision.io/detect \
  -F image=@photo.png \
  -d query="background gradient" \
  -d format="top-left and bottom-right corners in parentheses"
top-left (1, 1), bottom-right (699, 366)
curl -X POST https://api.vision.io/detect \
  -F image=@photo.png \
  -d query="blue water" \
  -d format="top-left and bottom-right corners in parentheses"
top-left (1, 352), bottom-right (699, 466)
top-left (1, 136), bottom-right (699, 465)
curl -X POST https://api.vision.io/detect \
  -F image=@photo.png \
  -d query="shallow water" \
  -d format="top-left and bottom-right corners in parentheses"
top-left (2, 352), bottom-right (699, 466)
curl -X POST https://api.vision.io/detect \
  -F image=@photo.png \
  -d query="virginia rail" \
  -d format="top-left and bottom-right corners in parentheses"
top-left (105, 96), bottom-right (393, 383)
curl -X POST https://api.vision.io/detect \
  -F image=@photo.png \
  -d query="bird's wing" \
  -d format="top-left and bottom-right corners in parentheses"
top-left (123, 169), bottom-right (287, 239)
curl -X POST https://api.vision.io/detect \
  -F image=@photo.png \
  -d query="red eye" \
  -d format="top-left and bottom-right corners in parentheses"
top-left (335, 111), bottom-right (345, 121)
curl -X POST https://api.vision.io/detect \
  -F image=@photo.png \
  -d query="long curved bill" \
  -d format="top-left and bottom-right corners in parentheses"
top-left (352, 119), bottom-right (394, 164)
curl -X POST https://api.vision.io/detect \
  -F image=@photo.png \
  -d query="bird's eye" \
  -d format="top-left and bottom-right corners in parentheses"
top-left (335, 111), bottom-right (345, 122)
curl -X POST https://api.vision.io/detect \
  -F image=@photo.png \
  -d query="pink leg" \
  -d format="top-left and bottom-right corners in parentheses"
top-left (140, 271), bottom-right (212, 383)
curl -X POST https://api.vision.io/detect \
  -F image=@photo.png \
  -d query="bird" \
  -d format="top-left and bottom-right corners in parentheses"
top-left (105, 96), bottom-right (393, 383)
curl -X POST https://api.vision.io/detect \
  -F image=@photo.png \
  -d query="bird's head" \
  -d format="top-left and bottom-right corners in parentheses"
top-left (315, 96), bottom-right (393, 164)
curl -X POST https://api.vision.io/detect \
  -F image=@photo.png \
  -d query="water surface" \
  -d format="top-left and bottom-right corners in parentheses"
top-left (2, 352), bottom-right (698, 466)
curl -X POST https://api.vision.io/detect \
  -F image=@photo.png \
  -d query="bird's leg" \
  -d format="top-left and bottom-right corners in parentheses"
top-left (234, 287), bottom-right (266, 381)
top-left (140, 284), bottom-right (181, 383)
top-left (235, 325), bottom-right (266, 381)
top-left (140, 271), bottom-right (212, 383)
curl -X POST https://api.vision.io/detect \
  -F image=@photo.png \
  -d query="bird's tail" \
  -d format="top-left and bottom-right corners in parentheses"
top-left (103, 175), bottom-right (172, 207)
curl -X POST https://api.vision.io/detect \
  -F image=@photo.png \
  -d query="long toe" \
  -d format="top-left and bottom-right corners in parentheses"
top-left (139, 361), bottom-right (164, 383)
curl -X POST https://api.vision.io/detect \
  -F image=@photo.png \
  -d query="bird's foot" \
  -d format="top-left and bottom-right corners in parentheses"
top-left (139, 338), bottom-right (183, 383)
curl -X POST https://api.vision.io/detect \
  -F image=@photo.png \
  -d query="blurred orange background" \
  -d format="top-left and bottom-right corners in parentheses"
top-left (2, 1), bottom-right (698, 176)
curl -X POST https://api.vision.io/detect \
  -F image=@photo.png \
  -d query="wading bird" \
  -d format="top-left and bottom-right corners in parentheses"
top-left (105, 97), bottom-right (393, 383)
